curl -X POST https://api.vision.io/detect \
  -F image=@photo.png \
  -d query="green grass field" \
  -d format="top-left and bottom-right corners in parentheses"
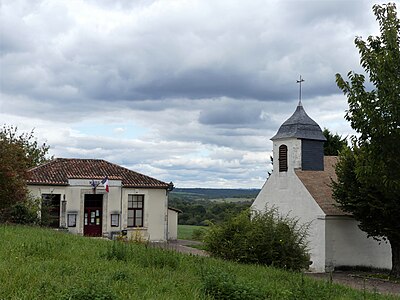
top-left (1, 225), bottom-right (398, 299)
top-left (178, 225), bottom-right (208, 240)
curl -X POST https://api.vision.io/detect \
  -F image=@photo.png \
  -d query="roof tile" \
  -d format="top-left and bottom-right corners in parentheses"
top-left (27, 158), bottom-right (169, 188)
top-left (295, 156), bottom-right (348, 216)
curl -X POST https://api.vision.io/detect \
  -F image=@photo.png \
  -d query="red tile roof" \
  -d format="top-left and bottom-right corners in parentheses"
top-left (27, 158), bottom-right (169, 189)
top-left (295, 156), bottom-right (348, 216)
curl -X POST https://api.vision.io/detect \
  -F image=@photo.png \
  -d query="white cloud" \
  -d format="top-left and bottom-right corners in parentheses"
top-left (1, 0), bottom-right (385, 187)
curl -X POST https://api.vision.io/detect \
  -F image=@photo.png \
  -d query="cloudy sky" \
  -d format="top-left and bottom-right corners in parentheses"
top-left (0, 0), bottom-right (390, 188)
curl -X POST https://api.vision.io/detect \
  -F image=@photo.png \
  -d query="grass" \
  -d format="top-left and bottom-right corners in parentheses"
top-left (178, 224), bottom-right (208, 240)
top-left (1, 225), bottom-right (399, 300)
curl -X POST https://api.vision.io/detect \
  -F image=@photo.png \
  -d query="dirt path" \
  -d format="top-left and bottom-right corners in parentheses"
top-left (151, 239), bottom-right (208, 256)
top-left (306, 272), bottom-right (400, 296)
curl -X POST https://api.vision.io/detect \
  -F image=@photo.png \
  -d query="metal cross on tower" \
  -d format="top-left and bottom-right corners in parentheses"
top-left (296, 75), bottom-right (304, 106)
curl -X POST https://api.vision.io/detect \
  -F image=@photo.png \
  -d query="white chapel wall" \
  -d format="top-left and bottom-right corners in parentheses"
top-left (252, 170), bottom-right (327, 272)
top-left (325, 217), bottom-right (392, 270)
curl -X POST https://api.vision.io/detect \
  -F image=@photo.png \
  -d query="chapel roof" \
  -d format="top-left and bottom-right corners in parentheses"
top-left (27, 158), bottom-right (170, 189)
top-left (271, 103), bottom-right (326, 141)
top-left (295, 156), bottom-right (348, 216)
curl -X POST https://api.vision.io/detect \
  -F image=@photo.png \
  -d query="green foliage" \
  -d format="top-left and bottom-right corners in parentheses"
top-left (170, 196), bottom-right (251, 226)
top-left (204, 208), bottom-right (310, 271)
top-left (323, 128), bottom-right (348, 155)
top-left (192, 227), bottom-right (207, 240)
top-left (0, 225), bottom-right (396, 299)
top-left (8, 198), bottom-right (40, 225)
top-left (0, 125), bottom-right (51, 169)
top-left (0, 125), bottom-right (52, 223)
top-left (334, 3), bottom-right (400, 277)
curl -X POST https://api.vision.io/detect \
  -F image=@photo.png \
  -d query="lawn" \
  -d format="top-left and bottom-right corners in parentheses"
top-left (1, 225), bottom-right (398, 300)
top-left (178, 224), bottom-right (208, 240)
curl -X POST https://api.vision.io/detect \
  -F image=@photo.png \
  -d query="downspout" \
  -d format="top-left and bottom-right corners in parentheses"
top-left (120, 182), bottom-right (123, 231)
top-left (166, 182), bottom-right (174, 241)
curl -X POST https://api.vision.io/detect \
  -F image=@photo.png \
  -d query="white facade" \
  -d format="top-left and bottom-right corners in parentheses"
top-left (28, 180), bottom-right (172, 242)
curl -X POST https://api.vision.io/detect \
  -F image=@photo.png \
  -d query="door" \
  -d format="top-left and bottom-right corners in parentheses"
top-left (84, 194), bottom-right (103, 236)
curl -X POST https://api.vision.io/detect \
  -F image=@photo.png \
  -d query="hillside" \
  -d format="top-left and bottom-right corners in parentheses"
top-left (170, 188), bottom-right (260, 201)
top-left (1, 225), bottom-right (396, 300)
top-left (169, 188), bottom-right (259, 225)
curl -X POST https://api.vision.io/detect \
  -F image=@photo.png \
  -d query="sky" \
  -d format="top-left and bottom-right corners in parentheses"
top-left (0, 0), bottom-right (393, 188)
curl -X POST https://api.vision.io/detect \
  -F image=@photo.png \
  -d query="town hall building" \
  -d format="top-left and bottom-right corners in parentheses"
top-left (27, 158), bottom-right (179, 241)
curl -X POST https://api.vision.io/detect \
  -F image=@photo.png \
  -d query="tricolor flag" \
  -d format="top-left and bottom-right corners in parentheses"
top-left (101, 176), bottom-right (109, 192)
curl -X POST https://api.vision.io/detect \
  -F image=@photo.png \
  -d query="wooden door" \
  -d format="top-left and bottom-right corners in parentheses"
top-left (84, 194), bottom-right (103, 237)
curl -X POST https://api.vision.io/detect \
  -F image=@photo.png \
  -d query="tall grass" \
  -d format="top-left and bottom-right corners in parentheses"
top-left (0, 225), bottom-right (398, 299)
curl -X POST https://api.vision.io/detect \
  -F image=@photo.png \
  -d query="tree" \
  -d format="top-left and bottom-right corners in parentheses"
top-left (322, 128), bottom-right (348, 155)
top-left (334, 3), bottom-right (400, 277)
top-left (0, 125), bottom-right (51, 222)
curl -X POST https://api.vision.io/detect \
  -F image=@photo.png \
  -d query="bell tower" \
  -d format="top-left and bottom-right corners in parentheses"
top-left (270, 102), bottom-right (326, 172)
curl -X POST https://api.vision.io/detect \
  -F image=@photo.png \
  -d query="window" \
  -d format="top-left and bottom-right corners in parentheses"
top-left (41, 194), bottom-right (61, 228)
top-left (67, 213), bottom-right (77, 227)
top-left (128, 195), bottom-right (144, 227)
top-left (279, 145), bottom-right (288, 172)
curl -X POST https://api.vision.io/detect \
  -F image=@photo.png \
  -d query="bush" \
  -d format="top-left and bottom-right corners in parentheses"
top-left (192, 227), bottom-right (207, 240)
top-left (203, 208), bottom-right (310, 271)
top-left (8, 199), bottom-right (40, 225)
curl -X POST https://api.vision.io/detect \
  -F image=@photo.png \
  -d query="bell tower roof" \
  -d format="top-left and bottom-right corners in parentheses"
top-left (271, 103), bottom-right (326, 141)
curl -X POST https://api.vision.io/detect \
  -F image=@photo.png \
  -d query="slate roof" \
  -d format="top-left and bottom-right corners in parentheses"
top-left (27, 158), bottom-right (170, 189)
top-left (295, 156), bottom-right (348, 216)
top-left (271, 103), bottom-right (326, 141)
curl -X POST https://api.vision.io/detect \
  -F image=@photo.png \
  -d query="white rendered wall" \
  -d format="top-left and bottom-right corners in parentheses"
top-left (29, 183), bottom-right (169, 242)
top-left (325, 217), bottom-right (392, 270)
top-left (252, 170), bottom-right (327, 272)
top-left (168, 209), bottom-right (178, 240)
top-left (122, 188), bottom-right (168, 242)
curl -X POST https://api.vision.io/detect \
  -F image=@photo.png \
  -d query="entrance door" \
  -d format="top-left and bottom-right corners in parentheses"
top-left (84, 194), bottom-right (103, 237)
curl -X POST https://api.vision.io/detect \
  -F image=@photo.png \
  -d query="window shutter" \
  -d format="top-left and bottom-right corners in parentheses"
top-left (279, 145), bottom-right (288, 172)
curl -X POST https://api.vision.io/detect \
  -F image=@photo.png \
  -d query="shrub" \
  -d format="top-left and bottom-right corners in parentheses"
top-left (192, 227), bottom-right (207, 240)
top-left (8, 198), bottom-right (40, 225)
top-left (203, 208), bottom-right (310, 271)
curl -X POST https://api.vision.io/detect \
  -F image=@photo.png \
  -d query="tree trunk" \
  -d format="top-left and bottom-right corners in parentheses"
top-left (390, 239), bottom-right (400, 278)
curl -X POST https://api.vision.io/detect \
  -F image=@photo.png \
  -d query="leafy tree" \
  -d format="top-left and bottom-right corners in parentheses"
top-left (322, 128), bottom-right (347, 155)
top-left (0, 125), bottom-right (51, 223)
top-left (334, 3), bottom-right (400, 277)
top-left (0, 125), bottom-right (51, 168)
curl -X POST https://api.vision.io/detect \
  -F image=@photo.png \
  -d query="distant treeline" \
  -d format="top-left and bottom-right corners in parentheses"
top-left (169, 188), bottom-right (259, 226)
top-left (171, 188), bottom-right (260, 200)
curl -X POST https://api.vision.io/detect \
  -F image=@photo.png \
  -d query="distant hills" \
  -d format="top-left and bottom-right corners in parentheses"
top-left (170, 188), bottom-right (260, 201)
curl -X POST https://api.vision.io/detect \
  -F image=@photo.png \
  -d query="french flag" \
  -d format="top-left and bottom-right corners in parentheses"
top-left (101, 176), bottom-right (109, 192)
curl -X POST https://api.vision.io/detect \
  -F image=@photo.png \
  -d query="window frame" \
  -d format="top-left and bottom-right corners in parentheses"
top-left (127, 195), bottom-right (144, 228)
top-left (41, 193), bottom-right (61, 228)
